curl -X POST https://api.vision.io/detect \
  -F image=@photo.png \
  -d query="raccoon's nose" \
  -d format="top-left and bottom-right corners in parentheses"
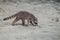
top-left (35, 22), bottom-right (38, 24)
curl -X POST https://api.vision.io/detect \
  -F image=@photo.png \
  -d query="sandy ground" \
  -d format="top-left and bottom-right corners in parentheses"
top-left (0, 2), bottom-right (60, 40)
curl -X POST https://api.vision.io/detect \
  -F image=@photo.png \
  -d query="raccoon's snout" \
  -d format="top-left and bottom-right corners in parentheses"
top-left (34, 22), bottom-right (38, 26)
top-left (34, 22), bottom-right (38, 25)
top-left (35, 22), bottom-right (37, 24)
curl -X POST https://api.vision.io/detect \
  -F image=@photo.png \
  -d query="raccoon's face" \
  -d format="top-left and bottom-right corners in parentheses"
top-left (34, 18), bottom-right (38, 25)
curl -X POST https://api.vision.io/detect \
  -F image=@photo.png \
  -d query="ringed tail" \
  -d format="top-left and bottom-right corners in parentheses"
top-left (3, 14), bottom-right (17, 21)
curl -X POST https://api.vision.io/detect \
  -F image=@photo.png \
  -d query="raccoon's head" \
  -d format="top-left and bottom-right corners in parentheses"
top-left (34, 18), bottom-right (38, 25)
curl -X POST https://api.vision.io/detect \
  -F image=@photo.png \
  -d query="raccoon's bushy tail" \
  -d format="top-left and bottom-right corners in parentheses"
top-left (3, 14), bottom-right (17, 21)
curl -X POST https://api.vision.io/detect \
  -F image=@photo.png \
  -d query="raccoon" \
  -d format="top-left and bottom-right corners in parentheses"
top-left (3, 11), bottom-right (38, 26)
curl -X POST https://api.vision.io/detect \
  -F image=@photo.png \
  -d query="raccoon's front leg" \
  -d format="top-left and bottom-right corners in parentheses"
top-left (30, 21), bottom-right (35, 26)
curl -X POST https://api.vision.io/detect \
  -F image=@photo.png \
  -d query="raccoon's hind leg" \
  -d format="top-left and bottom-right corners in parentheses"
top-left (12, 17), bottom-right (20, 26)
